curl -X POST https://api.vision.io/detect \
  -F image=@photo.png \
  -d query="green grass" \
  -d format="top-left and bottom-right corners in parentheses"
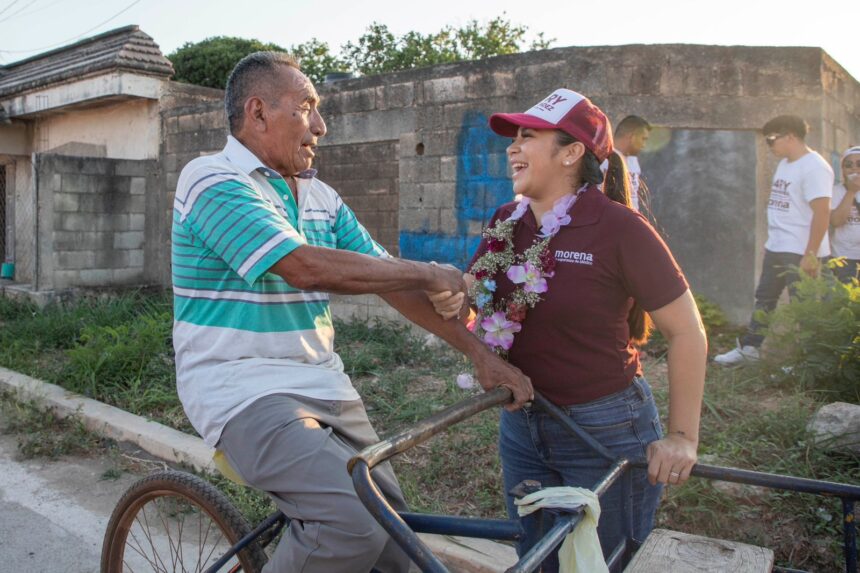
top-left (0, 292), bottom-right (857, 571)
top-left (0, 391), bottom-right (104, 459)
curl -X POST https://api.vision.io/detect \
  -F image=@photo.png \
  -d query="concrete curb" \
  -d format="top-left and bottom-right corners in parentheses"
top-left (0, 366), bottom-right (517, 572)
top-left (0, 366), bottom-right (216, 472)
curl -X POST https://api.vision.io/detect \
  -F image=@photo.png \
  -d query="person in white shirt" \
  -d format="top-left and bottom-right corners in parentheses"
top-left (715, 115), bottom-right (833, 365)
top-left (830, 145), bottom-right (860, 283)
top-left (613, 115), bottom-right (651, 212)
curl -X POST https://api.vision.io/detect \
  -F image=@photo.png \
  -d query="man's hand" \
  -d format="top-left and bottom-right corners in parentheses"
top-left (646, 433), bottom-right (698, 486)
top-left (427, 263), bottom-right (467, 299)
top-left (427, 290), bottom-right (466, 320)
top-left (472, 350), bottom-right (533, 411)
top-left (800, 253), bottom-right (820, 278)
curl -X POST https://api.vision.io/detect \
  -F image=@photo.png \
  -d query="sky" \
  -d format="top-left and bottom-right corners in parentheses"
top-left (0, 0), bottom-right (858, 82)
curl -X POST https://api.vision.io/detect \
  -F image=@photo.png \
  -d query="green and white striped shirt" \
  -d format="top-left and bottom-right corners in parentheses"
top-left (172, 136), bottom-right (387, 446)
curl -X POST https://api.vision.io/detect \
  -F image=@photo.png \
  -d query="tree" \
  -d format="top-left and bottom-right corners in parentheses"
top-left (289, 39), bottom-right (348, 85)
top-left (168, 36), bottom-right (287, 89)
top-left (167, 17), bottom-right (554, 88)
top-left (340, 16), bottom-right (554, 76)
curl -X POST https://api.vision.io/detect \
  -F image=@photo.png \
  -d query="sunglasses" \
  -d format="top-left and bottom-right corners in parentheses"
top-left (765, 134), bottom-right (788, 145)
top-left (843, 160), bottom-right (860, 169)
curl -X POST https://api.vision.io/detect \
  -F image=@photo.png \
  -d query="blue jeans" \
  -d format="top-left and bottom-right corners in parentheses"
top-left (499, 377), bottom-right (663, 572)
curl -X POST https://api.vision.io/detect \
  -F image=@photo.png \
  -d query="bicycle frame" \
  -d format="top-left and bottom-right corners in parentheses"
top-left (205, 387), bottom-right (860, 573)
top-left (348, 387), bottom-right (860, 573)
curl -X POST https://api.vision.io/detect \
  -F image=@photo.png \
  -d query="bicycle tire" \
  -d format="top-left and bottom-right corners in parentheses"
top-left (101, 469), bottom-right (268, 573)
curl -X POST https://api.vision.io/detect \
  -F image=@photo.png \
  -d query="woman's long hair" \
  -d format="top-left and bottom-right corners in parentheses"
top-left (555, 131), bottom-right (653, 345)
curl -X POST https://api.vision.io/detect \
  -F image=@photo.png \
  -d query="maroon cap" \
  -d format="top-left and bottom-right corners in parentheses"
top-left (489, 89), bottom-right (614, 162)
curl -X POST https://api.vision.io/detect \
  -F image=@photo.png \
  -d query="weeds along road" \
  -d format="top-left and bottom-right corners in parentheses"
top-left (0, 407), bottom-right (141, 573)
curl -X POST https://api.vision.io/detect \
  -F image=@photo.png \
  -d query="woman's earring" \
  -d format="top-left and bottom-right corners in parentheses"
top-left (564, 161), bottom-right (571, 166)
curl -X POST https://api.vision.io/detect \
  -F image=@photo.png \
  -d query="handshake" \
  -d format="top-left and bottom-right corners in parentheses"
top-left (424, 261), bottom-right (473, 321)
top-left (421, 260), bottom-right (534, 410)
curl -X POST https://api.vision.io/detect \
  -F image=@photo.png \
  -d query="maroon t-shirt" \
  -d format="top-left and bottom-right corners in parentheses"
top-left (469, 186), bottom-right (688, 406)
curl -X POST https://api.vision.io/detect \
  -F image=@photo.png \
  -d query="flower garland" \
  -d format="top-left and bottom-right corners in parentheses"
top-left (468, 186), bottom-right (587, 356)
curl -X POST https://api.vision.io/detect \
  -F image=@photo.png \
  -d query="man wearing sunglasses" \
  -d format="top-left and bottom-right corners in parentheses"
top-left (715, 115), bottom-right (833, 365)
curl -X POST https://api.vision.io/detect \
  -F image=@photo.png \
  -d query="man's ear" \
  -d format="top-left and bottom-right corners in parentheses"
top-left (244, 96), bottom-right (267, 133)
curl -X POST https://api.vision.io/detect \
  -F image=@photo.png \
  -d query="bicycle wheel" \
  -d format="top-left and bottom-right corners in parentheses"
top-left (101, 470), bottom-right (267, 573)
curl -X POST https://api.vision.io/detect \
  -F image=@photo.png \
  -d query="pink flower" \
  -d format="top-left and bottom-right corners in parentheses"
top-left (506, 262), bottom-right (548, 294)
top-left (456, 373), bottom-right (476, 389)
top-left (538, 192), bottom-right (577, 238)
top-left (506, 198), bottom-right (531, 222)
top-left (480, 311), bottom-right (522, 350)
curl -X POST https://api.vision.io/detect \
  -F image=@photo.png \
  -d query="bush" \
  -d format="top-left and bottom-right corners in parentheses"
top-left (644, 292), bottom-right (731, 356)
top-left (760, 263), bottom-right (859, 402)
top-left (168, 36), bottom-right (288, 89)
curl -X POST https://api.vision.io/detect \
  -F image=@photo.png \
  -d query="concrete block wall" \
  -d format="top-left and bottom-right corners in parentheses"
top-left (33, 46), bottom-right (852, 323)
top-left (313, 140), bottom-right (400, 254)
top-left (36, 154), bottom-right (155, 289)
top-left (316, 44), bottom-right (860, 322)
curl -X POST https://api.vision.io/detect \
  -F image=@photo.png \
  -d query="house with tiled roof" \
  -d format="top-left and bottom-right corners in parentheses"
top-left (0, 26), bottom-right (223, 299)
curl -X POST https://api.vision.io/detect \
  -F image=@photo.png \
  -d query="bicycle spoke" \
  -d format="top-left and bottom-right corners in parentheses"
top-left (124, 533), bottom-right (165, 573)
top-left (197, 513), bottom-right (216, 562)
top-left (199, 530), bottom-right (227, 571)
top-left (173, 501), bottom-right (187, 572)
top-left (153, 496), bottom-right (182, 572)
top-left (134, 507), bottom-right (171, 572)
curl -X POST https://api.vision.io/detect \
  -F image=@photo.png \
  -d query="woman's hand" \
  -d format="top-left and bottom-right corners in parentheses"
top-left (427, 290), bottom-right (466, 320)
top-left (427, 273), bottom-right (474, 320)
top-left (646, 433), bottom-right (698, 486)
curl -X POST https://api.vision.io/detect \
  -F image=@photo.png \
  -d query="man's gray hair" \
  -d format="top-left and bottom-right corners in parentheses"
top-left (225, 51), bottom-right (300, 134)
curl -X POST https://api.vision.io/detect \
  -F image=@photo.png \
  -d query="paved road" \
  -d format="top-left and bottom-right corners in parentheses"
top-left (0, 412), bottom-right (140, 573)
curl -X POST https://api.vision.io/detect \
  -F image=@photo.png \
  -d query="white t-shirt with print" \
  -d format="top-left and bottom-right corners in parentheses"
top-left (599, 151), bottom-right (641, 211)
top-left (625, 155), bottom-right (641, 211)
top-left (765, 151), bottom-right (833, 257)
top-left (830, 183), bottom-right (860, 259)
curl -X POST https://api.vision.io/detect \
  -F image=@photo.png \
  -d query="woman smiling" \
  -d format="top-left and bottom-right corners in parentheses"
top-left (430, 89), bottom-right (707, 570)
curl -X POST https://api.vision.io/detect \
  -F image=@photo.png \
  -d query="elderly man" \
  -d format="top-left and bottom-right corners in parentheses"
top-left (171, 51), bottom-right (533, 573)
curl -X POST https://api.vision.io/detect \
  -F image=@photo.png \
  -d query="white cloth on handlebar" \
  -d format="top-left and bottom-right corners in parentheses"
top-left (515, 486), bottom-right (608, 573)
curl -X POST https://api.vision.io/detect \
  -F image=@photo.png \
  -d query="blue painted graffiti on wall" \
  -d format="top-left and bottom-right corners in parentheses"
top-left (399, 110), bottom-right (512, 269)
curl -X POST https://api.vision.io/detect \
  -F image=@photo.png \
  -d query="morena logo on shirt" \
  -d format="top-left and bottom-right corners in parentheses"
top-left (555, 249), bottom-right (594, 265)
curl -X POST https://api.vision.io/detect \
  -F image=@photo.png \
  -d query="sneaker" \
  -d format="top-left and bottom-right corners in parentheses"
top-left (713, 341), bottom-right (760, 365)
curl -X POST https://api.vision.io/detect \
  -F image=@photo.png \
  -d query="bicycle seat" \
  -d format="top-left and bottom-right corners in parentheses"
top-left (213, 449), bottom-right (247, 486)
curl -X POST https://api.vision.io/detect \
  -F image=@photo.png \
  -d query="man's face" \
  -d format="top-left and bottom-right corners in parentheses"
top-left (258, 66), bottom-right (327, 176)
top-left (765, 132), bottom-right (792, 158)
top-left (629, 128), bottom-right (650, 156)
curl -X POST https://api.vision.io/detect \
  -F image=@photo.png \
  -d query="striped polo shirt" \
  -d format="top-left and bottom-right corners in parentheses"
top-left (172, 136), bottom-right (387, 446)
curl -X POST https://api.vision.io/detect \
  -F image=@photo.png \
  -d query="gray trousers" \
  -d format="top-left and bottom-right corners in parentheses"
top-left (218, 393), bottom-right (411, 573)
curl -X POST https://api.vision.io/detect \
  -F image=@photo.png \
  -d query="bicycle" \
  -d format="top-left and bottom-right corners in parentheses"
top-left (101, 387), bottom-right (860, 573)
